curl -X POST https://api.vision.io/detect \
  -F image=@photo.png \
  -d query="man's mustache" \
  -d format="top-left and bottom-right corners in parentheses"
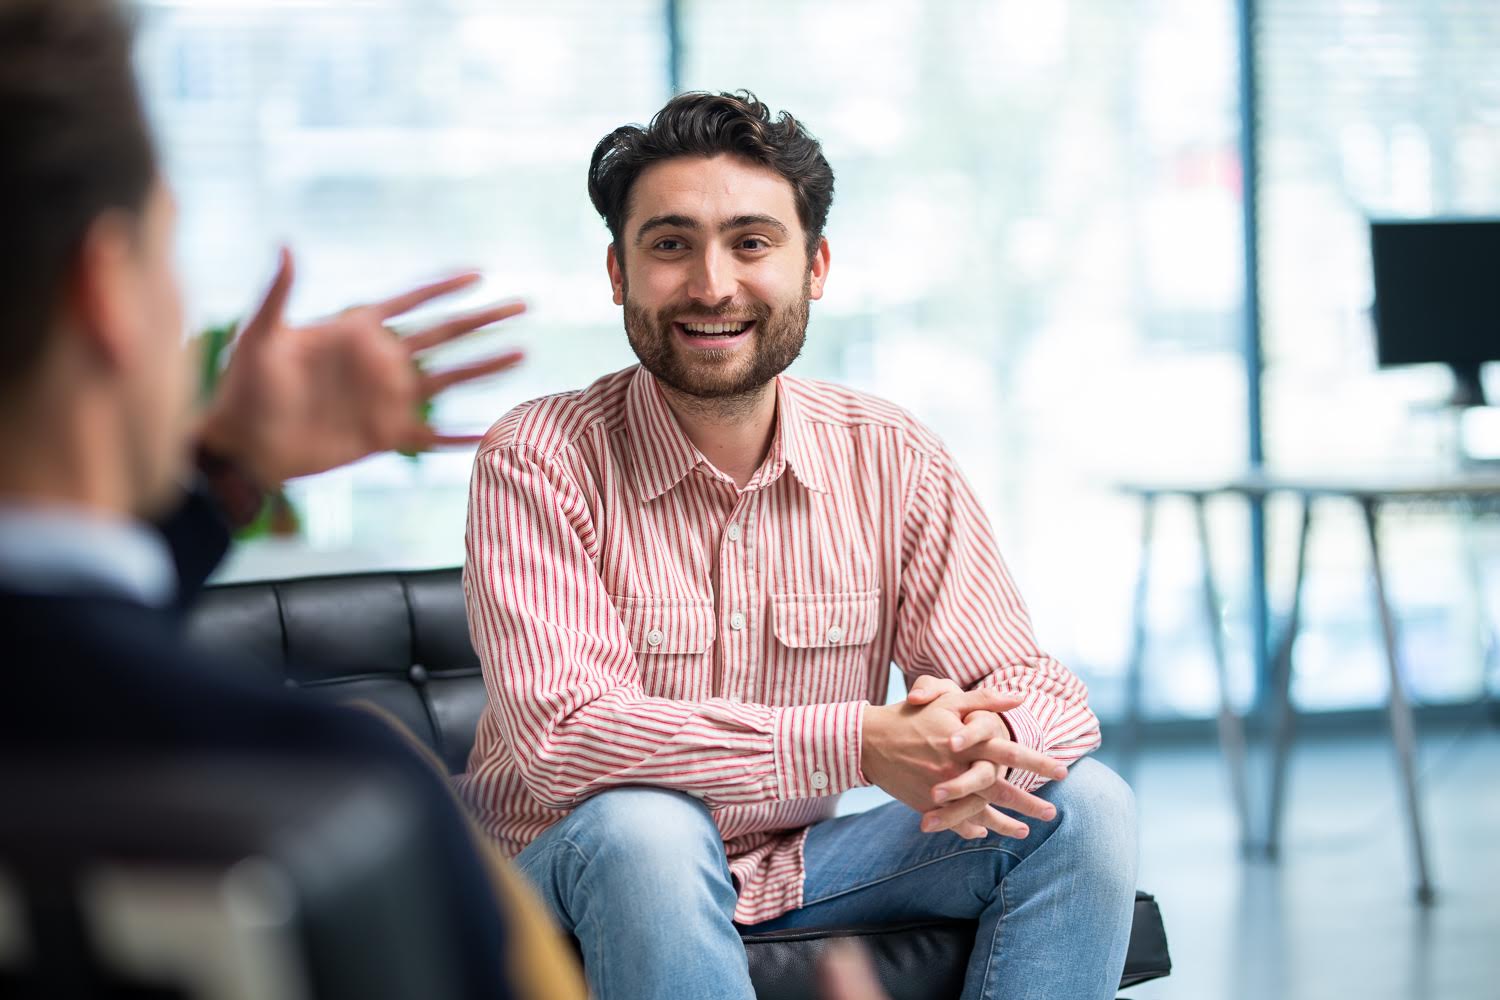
top-left (655, 302), bottom-right (773, 325)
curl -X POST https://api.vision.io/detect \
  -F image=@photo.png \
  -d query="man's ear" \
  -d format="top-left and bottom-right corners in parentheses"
top-left (607, 243), bottom-right (626, 306)
top-left (807, 237), bottom-right (831, 301)
top-left (69, 210), bottom-right (144, 373)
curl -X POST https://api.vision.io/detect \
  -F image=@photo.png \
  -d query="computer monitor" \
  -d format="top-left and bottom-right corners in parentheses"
top-left (1370, 217), bottom-right (1500, 407)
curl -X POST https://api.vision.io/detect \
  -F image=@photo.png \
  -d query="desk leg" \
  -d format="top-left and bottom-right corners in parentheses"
top-left (1266, 498), bottom-right (1311, 860)
top-left (1361, 498), bottom-right (1436, 905)
top-left (1119, 494), bottom-right (1157, 782)
top-left (1192, 495), bottom-right (1253, 855)
top-left (1456, 501), bottom-right (1500, 712)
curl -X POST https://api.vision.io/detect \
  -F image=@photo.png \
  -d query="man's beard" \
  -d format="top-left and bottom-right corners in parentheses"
top-left (623, 274), bottom-right (810, 400)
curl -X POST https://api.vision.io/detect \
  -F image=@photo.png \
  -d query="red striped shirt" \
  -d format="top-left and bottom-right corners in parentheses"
top-left (456, 365), bottom-right (1099, 924)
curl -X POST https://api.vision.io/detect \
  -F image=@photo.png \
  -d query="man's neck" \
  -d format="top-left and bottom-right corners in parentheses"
top-left (658, 380), bottom-right (778, 490)
top-left (0, 396), bottom-right (134, 517)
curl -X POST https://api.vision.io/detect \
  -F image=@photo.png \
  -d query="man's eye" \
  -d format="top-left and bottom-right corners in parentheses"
top-left (738, 237), bottom-right (768, 251)
top-left (654, 239), bottom-right (686, 251)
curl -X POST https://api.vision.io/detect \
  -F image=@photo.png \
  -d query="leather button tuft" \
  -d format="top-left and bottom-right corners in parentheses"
top-left (408, 664), bottom-right (429, 684)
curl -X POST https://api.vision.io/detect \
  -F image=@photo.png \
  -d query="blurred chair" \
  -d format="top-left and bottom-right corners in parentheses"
top-left (0, 759), bottom-right (472, 1000)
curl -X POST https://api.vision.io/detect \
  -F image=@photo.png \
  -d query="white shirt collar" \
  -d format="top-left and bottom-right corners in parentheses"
top-left (0, 504), bottom-right (176, 607)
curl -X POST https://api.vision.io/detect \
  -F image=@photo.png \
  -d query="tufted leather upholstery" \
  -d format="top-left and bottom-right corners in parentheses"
top-left (191, 569), bottom-right (490, 776)
top-left (191, 567), bottom-right (1171, 998)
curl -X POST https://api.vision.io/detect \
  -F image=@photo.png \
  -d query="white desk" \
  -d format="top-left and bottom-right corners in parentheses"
top-left (1118, 470), bottom-right (1500, 904)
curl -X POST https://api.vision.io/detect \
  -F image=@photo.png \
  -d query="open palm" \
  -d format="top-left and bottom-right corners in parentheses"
top-left (200, 248), bottom-right (525, 486)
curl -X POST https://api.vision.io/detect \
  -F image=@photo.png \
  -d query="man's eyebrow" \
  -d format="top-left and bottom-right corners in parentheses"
top-left (722, 214), bottom-right (790, 238)
top-left (633, 213), bottom-right (792, 244)
top-left (635, 214), bottom-right (701, 243)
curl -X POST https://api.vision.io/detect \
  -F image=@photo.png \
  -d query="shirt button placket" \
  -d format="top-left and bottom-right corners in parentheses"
top-left (721, 498), bottom-right (755, 703)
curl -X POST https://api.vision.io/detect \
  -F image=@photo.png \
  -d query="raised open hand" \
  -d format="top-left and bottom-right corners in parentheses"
top-left (198, 248), bottom-right (525, 487)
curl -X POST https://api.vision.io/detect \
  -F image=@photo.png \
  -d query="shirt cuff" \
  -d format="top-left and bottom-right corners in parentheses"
top-left (772, 701), bottom-right (866, 801)
top-left (999, 701), bottom-right (1049, 791)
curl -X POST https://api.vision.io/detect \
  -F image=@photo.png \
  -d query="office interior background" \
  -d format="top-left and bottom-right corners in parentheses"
top-left (131, 1), bottom-right (1498, 996)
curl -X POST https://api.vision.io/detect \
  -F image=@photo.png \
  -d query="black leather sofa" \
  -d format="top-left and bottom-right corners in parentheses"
top-left (189, 567), bottom-right (1171, 999)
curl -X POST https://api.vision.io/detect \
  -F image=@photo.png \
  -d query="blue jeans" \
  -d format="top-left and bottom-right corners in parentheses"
top-left (515, 757), bottom-right (1137, 1000)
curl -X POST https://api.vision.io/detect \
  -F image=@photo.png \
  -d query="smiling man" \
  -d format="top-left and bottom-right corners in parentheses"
top-left (458, 91), bottom-right (1137, 1000)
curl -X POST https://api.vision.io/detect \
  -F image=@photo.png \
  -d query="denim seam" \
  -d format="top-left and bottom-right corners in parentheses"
top-left (556, 833), bottom-right (595, 907)
top-left (555, 835), bottom-right (607, 997)
top-left (980, 877), bottom-right (1007, 1000)
top-left (799, 843), bottom-right (1023, 910)
top-left (973, 788), bottom-right (1079, 1000)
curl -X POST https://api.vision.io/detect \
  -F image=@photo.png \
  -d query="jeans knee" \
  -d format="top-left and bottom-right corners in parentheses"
top-left (1045, 757), bottom-right (1138, 886)
top-left (569, 787), bottom-right (725, 878)
top-left (538, 788), bottom-right (742, 962)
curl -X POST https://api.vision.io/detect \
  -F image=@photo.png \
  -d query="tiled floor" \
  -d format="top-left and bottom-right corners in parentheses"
top-left (1118, 722), bottom-right (1500, 1000)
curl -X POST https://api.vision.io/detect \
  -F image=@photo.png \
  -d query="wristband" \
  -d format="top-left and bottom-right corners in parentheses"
top-left (193, 444), bottom-right (267, 531)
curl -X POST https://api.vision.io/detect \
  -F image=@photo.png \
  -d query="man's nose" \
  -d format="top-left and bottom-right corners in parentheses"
top-left (686, 245), bottom-right (736, 307)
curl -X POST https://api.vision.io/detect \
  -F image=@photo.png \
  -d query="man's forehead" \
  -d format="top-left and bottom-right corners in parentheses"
top-left (626, 154), bottom-right (798, 226)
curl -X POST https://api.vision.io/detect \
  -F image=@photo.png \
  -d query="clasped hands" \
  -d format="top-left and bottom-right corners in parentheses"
top-left (199, 248), bottom-right (526, 490)
top-left (860, 676), bottom-right (1068, 840)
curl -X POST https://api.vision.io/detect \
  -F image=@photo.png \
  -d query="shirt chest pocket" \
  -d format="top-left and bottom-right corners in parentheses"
top-left (768, 589), bottom-right (882, 705)
top-left (611, 596), bottom-right (716, 701)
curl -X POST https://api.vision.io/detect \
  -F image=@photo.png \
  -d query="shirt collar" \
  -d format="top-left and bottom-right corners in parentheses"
top-left (625, 366), bottom-right (707, 502)
top-left (0, 504), bottom-right (177, 607)
top-left (624, 366), bottom-right (828, 502)
top-left (773, 376), bottom-right (829, 495)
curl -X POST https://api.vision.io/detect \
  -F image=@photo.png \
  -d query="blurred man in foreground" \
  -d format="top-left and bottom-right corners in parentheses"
top-left (0, 0), bottom-right (581, 995)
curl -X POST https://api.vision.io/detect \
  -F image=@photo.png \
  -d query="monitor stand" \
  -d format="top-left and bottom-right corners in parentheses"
top-left (1449, 362), bottom-right (1488, 408)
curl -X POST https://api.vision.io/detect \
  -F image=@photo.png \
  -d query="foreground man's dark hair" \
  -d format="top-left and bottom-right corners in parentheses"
top-left (588, 90), bottom-right (835, 259)
top-left (0, 0), bottom-right (157, 392)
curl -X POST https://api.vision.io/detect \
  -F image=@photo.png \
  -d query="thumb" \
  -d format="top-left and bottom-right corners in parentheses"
top-left (236, 246), bottom-right (295, 346)
top-left (905, 674), bottom-right (950, 705)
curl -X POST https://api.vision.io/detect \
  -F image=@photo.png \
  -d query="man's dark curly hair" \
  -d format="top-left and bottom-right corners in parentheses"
top-left (588, 90), bottom-right (835, 260)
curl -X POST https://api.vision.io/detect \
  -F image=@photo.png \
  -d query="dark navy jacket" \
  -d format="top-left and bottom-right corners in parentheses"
top-left (0, 489), bottom-right (512, 998)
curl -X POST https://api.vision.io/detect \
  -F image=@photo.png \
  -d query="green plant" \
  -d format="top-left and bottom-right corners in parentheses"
top-left (193, 319), bottom-right (300, 539)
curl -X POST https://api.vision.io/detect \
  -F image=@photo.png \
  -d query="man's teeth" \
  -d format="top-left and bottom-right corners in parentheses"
top-left (681, 322), bottom-right (749, 335)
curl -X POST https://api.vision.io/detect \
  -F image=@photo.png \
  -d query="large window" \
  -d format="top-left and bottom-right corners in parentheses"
top-left (1257, 0), bottom-right (1500, 710)
top-left (142, 0), bottom-right (1497, 723)
top-left (679, 0), bottom-right (1249, 719)
top-left (135, 0), bottom-right (666, 578)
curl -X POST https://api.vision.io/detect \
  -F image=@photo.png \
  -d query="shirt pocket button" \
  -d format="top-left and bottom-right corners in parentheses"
top-left (646, 628), bottom-right (665, 648)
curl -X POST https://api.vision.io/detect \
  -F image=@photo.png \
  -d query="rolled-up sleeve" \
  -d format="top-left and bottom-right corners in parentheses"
top-left (891, 445), bottom-right (1100, 792)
